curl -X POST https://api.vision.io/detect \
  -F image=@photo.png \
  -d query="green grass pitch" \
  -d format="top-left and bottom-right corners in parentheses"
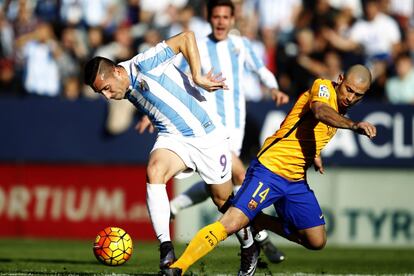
top-left (0, 238), bottom-right (413, 275)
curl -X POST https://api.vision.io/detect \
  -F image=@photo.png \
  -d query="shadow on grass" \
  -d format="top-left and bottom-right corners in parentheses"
top-left (0, 257), bottom-right (97, 265)
top-left (0, 258), bottom-right (160, 275)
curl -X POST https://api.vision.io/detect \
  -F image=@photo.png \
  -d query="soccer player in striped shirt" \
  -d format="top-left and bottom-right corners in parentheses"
top-left (84, 30), bottom-right (234, 270)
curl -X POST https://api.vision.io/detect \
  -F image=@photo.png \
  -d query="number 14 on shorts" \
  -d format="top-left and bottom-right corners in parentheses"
top-left (252, 182), bottom-right (269, 203)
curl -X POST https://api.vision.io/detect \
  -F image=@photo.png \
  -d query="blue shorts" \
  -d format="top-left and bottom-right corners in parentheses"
top-left (232, 159), bottom-right (325, 235)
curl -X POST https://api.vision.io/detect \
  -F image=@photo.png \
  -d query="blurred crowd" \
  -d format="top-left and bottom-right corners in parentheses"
top-left (1, 0), bottom-right (414, 105)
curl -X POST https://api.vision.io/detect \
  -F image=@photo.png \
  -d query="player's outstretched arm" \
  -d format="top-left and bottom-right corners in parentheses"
top-left (351, 121), bottom-right (377, 139)
top-left (165, 31), bottom-right (227, 92)
top-left (310, 101), bottom-right (376, 139)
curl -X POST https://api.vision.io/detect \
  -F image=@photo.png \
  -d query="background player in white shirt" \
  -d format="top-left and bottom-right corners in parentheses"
top-left (84, 30), bottom-right (235, 270)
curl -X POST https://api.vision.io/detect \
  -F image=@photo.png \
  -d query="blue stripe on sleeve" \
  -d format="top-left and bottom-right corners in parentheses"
top-left (227, 39), bottom-right (241, 128)
top-left (206, 39), bottom-right (226, 126)
top-left (137, 45), bottom-right (176, 72)
top-left (243, 37), bottom-right (264, 70)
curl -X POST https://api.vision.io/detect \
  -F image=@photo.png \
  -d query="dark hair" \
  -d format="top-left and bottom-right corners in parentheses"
top-left (207, 0), bottom-right (235, 21)
top-left (83, 56), bottom-right (116, 88)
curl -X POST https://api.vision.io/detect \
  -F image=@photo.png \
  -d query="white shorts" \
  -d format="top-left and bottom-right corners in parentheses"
top-left (228, 127), bottom-right (245, 157)
top-left (151, 132), bottom-right (232, 184)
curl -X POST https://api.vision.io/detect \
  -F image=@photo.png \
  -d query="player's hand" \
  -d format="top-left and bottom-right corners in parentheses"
top-left (352, 121), bottom-right (377, 139)
top-left (134, 115), bottom-right (155, 134)
top-left (271, 89), bottom-right (289, 106)
top-left (314, 156), bottom-right (324, 174)
top-left (193, 68), bottom-right (228, 92)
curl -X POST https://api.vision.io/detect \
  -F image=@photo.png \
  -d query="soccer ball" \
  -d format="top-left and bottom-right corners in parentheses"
top-left (93, 226), bottom-right (133, 266)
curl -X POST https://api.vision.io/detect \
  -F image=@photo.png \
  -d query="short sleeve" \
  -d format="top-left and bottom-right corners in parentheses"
top-left (309, 79), bottom-right (334, 106)
top-left (131, 41), bottom-right (176, 73)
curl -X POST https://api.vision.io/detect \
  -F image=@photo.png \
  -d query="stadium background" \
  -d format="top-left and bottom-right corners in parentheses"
top-left (0, 0), bottom-right (414, 274)
top-left (1, 99), bottom-right (413, 247)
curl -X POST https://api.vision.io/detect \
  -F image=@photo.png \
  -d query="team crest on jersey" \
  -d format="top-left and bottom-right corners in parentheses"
top-left (139, 80), bottom-right (149, 92)
top-left (232, 46), bottom-right (240, 56)
top-left (248, 199), bottom-right (258, 210)
top-left (318, 85), bottom-right (330, 99)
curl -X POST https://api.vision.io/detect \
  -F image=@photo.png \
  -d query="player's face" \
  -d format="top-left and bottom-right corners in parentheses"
top-left (93, 67), bottom-right (129, 100)
top-left (336, 74), bottom-right (368, 110)
top-left (210, 6), bottom-right (234, 41)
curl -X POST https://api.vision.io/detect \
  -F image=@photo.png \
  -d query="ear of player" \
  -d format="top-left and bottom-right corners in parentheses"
top-left (93, 226), bottom-right (133, 266)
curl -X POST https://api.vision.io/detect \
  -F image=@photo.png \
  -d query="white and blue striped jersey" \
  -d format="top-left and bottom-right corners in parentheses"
top-left (179, 34), bottom-right (279, 133)
top-left (118, 41), bottom-right (221, 138)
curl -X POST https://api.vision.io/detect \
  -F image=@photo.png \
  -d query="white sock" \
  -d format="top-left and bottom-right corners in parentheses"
top-left (146, 183), bottom-right (171, 243)
top-left (254, 229), bottom-right (269, 243)
top-left (236, 226), bottom-right (254, 248)
top-left (170, 181), bottom-right (209, 216)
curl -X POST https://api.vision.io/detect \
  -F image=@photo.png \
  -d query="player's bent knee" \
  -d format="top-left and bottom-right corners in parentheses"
top-left (307, 236), bottom-right (326, 250)
top-left (300, 225), bottom-right (327, 250)
top-left (146, 162), bottom-right (167, 183)
top-left (146, 164), bottom-right (158, 180)
top-left (209, 181), bottom-right (233, 208)
top-left (232, 172), bottom-right (245, 187)
top-left (210, 193), bottom-right (227, 208)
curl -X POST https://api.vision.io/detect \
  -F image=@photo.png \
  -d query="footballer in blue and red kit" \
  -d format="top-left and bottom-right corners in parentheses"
top-left (232, 78), bottom-right (339, 235)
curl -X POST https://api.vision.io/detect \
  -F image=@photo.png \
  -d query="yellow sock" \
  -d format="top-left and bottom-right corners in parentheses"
top-left (171, 221), bottom-right (227, 273)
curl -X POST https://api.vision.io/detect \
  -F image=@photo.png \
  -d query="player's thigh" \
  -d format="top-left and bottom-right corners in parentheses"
top-left (208, 180), bottom-right (233, 207)
top-left (227, 126), bottom-right (245, 186)
top-left (231, 152), bottom-right (246, 186)
top-left (148, 135), bottom-right (195, 183)
top-left (275, 182), bottom-right (325, 243)
top-left (147, 148), bottom-right (187, 183)
top-left (232, 159), bottom-right (284, 221)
